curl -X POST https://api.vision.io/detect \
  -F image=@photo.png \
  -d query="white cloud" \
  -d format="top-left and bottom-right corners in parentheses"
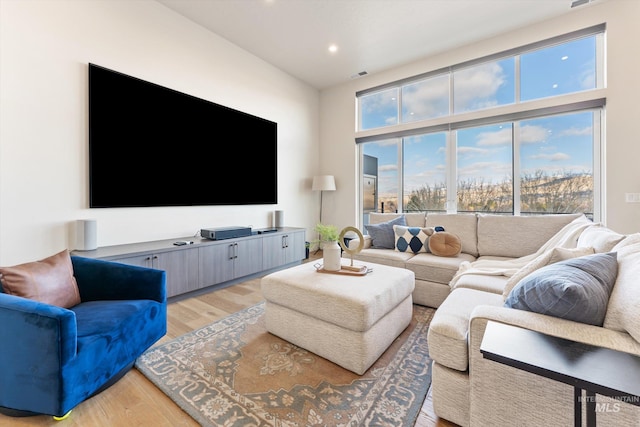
top-left (379, 164), bottom-right (398, 172)
top-left (476, 128), bottom-right (511, 146)
top-left (402, 75), bottom-right (449, 119)
top-left (558, 126), bottom-right (592, 137)
top-left (520, 125), bottom-right (549, 144)
top-left (454, 62), bottom-right (506, 111)
top-left (458, 146), bottom-right (491, 156)
top-left (530, 152), bottom-right (571, 161)
top-left (458, 161), bottom-right (511, 181)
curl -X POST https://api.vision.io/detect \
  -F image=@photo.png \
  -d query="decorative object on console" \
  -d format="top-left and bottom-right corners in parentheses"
top-left (274, 210), bottom-right (284, 228)
top-left (311, 175), bottom-right (336, 224)
top-left (75, 219), bottom-right (97, 251)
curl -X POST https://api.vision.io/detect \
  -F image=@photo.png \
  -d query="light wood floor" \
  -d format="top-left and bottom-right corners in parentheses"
top-left (0, 254), bottom-right (458, 427)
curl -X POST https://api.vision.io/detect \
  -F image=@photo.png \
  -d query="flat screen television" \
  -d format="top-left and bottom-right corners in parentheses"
top-left (88, 63), bottom-right (277, 208)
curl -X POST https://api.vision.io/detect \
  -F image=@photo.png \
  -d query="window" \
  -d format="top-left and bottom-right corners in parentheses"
top-left (456, 122), bottom-right (514, 213)
top-left (359, 88), bottom-right (399, 130)
top-left (356, 25), bottom-right (604, 227)
top-left (402, 75), bottom-right (449, 122)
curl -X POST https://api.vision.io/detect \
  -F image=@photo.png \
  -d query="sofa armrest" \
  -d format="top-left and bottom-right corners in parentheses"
top-left (467, 306), bottom-right (640, 426)
top-left (71, 256), bottom-right (166, 304)
top-left (349, 235), bottom-right (372, 250)
top-left (469, 305), bottom-right (640, 356)
top-left (0, 293), bottom-right (77, 372)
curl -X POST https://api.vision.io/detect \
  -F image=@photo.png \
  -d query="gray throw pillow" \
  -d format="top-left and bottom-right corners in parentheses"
top-left (504, 252), bottom-right (618, 326)
top-left (365, 215), bottom-right (407, 249)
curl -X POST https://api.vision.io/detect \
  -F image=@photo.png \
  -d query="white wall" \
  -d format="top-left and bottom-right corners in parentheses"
top-left (0, 0), bottom-right (320, 265)
top-left (320, 0), bottom-right (640, 235)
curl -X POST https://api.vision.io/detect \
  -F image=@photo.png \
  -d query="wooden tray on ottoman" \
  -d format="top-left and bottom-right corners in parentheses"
top-left (314, 264), bottom-right (369, 276)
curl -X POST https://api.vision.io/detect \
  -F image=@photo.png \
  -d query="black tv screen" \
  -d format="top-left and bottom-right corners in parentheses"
top-left (88, 63), bottom-right (277, 208)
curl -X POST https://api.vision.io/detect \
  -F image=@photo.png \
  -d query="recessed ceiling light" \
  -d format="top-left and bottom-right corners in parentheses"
top-left (328, 44), bottom-right (338, 53)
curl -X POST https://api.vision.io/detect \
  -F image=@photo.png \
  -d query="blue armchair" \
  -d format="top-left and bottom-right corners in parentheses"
top-left (0, 256), bottom-right (167, 418)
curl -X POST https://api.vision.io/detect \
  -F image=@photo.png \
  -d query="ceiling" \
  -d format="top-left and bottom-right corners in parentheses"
top-left (157, 0), bottom-right (598, 90)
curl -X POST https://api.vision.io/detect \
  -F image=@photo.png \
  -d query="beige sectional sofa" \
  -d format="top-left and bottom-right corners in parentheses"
top-left (347, 212), bottom-right (640, 426)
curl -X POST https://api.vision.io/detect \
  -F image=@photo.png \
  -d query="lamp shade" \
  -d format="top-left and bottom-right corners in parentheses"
top-left (312, 175), bottom-right (336, 191)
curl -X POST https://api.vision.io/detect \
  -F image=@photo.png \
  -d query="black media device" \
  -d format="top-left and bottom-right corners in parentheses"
top-left (88, 63), bottom-right (278, 208)
top-left (200, 227), bottom-right (252, 241)
top-left (257, 228), bottom-right (277, 234)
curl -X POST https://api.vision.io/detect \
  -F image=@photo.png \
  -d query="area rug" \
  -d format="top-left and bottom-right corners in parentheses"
top-left (135, 302), bottom-right (434, 427)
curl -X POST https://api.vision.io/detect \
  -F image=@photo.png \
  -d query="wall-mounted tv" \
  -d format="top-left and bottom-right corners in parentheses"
top-left (88, 63), bottom-right (277, 208)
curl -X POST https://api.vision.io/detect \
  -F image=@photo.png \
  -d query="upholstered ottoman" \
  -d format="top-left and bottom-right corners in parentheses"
top-left (261, 261), bottom-right (415, 375)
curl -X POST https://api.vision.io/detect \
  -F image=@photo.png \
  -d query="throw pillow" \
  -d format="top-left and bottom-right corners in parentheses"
top-left (394, 225), bottom-right (434, 253)
top-left (0, 249), bottom-right (81, 308)
top-left (428, 232), bottom-right (462, 257)
top-left (502, 246), bottom-right (595, 300)
top-left (577, 224), bottom-right (625, 253)
top-left (365, 215), bottom-right (406, 249)
top-left (504, 252), bottom-right (618, 326)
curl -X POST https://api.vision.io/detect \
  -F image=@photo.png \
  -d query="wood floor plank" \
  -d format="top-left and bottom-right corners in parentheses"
top-left (0, 254), bottom-right (456, 426)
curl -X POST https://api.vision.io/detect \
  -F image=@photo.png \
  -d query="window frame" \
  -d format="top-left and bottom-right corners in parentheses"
top-left (355, 25), bottom-right (606, 226)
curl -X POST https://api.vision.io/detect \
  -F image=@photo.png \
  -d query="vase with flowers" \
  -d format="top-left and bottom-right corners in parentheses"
top-left (314, 223), bottom-right (341, 271)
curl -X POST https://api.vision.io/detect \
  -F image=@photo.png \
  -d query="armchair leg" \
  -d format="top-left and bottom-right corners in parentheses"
top-left (53, 410), bottom-right (72, 421)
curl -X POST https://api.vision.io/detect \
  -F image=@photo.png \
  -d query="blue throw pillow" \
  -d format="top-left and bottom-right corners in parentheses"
top-left (365, 216), bottom-right (406, 249)
top-left (504, 252), bottom-right (618, 326)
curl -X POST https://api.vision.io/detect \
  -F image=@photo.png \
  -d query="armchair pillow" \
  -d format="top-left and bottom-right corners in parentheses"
top-left (0, 249), bottom-right (80, 308)
top-left (365, 215), bottom-right (406, 249)
top-left (504, 252), bottom-right (618, 326)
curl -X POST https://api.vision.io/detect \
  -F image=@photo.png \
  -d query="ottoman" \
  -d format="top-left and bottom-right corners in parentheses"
top-left (261, 261), bottom-right (415, 375)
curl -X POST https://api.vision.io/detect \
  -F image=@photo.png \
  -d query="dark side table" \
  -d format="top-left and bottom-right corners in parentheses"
top-left (480, 321), bottom-right (640, 427)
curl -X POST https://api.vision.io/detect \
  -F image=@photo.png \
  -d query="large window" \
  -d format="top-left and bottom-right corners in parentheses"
top-left (356, 25), bottom-right (604, 226)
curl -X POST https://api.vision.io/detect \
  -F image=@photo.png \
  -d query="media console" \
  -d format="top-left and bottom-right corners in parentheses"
top-left (72, 227), bottom-right (305, 299)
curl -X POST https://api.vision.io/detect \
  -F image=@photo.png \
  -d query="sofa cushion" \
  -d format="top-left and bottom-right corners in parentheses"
top-left (0, 249), bottom-right (81, 308)
top-left (604, 237), bottom-right (640, 342)
top-left (477, 213), bottom-right (582, 258)
top-left (352, 248), bottom-right (416, 269)
top-left (577, 224), bottom-right (626, 253)
top-left (394, 225), bottom-right (434, 253)
top-left (406, 252), bottom-right (476, 285)
top-left (502, 246), bottom-right (595, 300)
top-left (365, 215), bottom-right (406, 249)
top-left (369, 212), bottom-right (425, 227)
top-left (452, 273), bottom-right (508, 294)
top-left (425, 213), bottom-right (478, 256)
top-left (504, 252), bottom-right (618, 326)
top-left (429, 232), bottom-right (462, 257)
top-left (427, 288), bottom-right (504, 371)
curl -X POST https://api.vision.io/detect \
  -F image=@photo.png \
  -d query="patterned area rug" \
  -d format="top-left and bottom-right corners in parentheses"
top-left (135, 302), bottom-right (434, 427)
